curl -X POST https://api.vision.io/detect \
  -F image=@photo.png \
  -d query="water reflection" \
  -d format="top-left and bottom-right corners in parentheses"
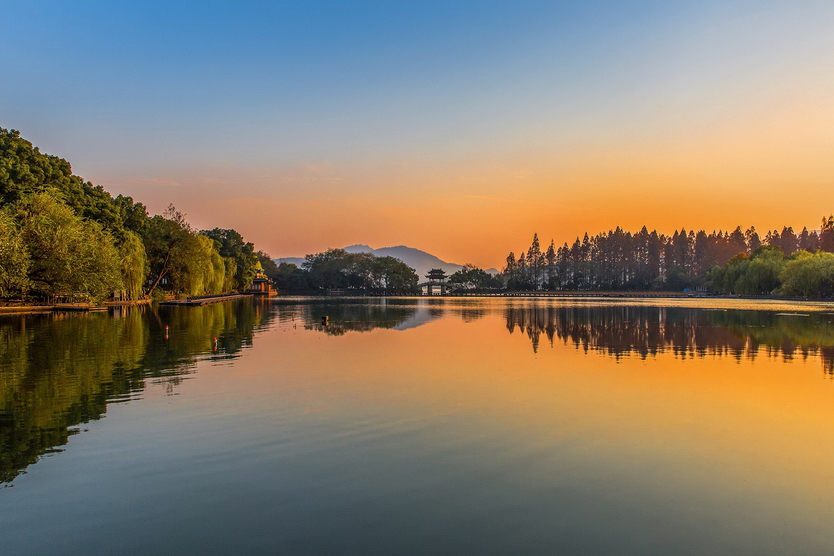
top-left (296, 300), bottom-right (834, 373)
top-left (0, 300), bottom-right (272, 483)
top-left (4, 298), bottom-right (834, 485)
top-left (282, 297), bottom-right (489, 335)
top-left (504, 305), bottom-right (834, 372)
top-left (296, 300), bottom-right (420, 336)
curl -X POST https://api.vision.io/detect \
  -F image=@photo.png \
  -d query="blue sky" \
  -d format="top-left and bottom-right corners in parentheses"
top-left (3, 1), bottom-right (833, 265)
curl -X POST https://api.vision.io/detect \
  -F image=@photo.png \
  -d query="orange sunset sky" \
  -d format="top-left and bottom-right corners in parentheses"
top-left (4, 1), bottom-right (833, 269)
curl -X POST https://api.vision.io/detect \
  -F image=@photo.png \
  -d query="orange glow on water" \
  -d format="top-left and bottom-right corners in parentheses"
top-left (206, 302), bottom-right (834, 518)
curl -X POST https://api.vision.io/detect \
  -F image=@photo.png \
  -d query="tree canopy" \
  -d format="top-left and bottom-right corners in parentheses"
top-left (448, 264), bottom-right (502, 292)
top-left (0, 128), bottom-right (274, 302)
top-left (300, 249), bottom-right (419, 294)
top-left (505, 220), bottom-right (834, 297)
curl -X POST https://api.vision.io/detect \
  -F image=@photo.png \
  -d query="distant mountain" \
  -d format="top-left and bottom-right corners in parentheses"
top-left (346, 244), bottom-right (463, 279)
top-left (275, 245), bottom-right (499, 279)
top-left (274, 256), bottom-right (306, 267)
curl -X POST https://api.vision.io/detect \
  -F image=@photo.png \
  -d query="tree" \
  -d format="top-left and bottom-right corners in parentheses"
top-left (779, 251), bottom-right (834, 298)
top-left (820, 215), bottom-right (834, 252)
top-left (273, 262), bottom-right (309, 292)
top-left (13, 193), bottom-right (121, 300)
top-left (0, 208), bottom-right (30, 297)
top-left (181, 235), bottom-right (225, 296)
top-left (780, 227), bottom-right (798, 256)
top-left (371, 256), bottom-right (419, 294)
top-left (527, 233), bottom-right (543, 290)
top-left (142, 205), bottom-right (196, 296)
top-left (118, 230), bottom-right (149, 299)
top-left (503, 252), bottom-right (517, 288)
top-left (0, 128), bottom-right (148, 238)
top-left (1, 129), bottom-right (281, 302)
top-left (745, 226), bottom-right (761, 253)
top-left (299, 249), bottom-right (419, 294)
top-left (257, 251), bottom-right (280, 281)
top-left (202, 228), bottom-right (259, 291)
top-left (734, 246), bottom-right (785, 295)
top-left (448, 264), bottom-right (500, 291)
top-left (545, 240), bottom-right (557, 289)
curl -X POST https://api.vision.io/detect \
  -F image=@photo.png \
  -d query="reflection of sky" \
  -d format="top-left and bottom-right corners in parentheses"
top-left (4, 2), bottom-right (834, 267)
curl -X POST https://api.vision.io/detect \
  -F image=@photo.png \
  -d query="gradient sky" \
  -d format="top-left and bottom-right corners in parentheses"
top-left (3, 1), bottom-right (833, 268)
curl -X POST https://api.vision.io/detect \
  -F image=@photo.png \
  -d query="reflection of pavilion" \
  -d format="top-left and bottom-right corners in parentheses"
top-left (420, 268), bottom-right (448, 296)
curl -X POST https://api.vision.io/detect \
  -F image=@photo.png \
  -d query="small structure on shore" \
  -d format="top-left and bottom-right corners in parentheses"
top-left (249, 270), bottom-right (278, 297)
top-left (421, 268), bottom-right (448, 296)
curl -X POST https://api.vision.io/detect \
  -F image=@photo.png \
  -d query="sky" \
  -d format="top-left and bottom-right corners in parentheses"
top-left (3, 1), bottom-right (834, 268)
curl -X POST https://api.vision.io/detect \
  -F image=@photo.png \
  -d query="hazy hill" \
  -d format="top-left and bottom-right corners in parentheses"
top-left (276, 245), bottom-right (499, 279)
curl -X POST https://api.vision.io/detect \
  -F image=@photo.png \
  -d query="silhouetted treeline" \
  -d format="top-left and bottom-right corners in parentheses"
top-left (504, 220), bottom-right (834, 292)
top-left (269, 248), bottom-right (420, 295)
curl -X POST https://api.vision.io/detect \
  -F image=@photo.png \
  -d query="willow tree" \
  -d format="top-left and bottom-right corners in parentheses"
top-left (183, 235), bottom-right (225, 296)
top-left (143, 205), bottom-right (196, 296)
top-left (13, 192), bottom-right (121, 300)
top-left (0, 209), bottom-right (30, 297)
top-left (201, 228), bottom-right (259, 291)
top-left (118, 230), bottom-right (149, 299)
top-left (779, 251), bottom-right (834, 298)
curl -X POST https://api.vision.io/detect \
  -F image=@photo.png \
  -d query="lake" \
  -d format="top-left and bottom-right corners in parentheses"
top-left (2, 297), bottom-right (834, 554)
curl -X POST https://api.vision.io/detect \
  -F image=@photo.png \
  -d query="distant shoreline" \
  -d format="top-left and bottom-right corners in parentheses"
top-left (272, 292), bottom-right (833, 303)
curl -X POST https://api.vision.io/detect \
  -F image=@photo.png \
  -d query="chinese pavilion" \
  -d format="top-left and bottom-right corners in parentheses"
top-left (423, 268), bottom-right (448, 296)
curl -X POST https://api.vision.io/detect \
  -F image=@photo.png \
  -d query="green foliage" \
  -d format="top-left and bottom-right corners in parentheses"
top-left (1, 128), bottom-right (77, 204)
top-left (118, 230), bottom-right (149, 300)
top-left (735, 246), bottom-right (785, 295)
top-left (778, 251), bottom-right (834, 298)
top-left (0, 128), bottom-right (149, 239)
top-left (142, 206), bottom-right (229, 297)
top-left (707, 247), bottom-right (787, 295)
top-left (11, 193), bottom-right (122, 301)
top-left (706, 246), bottom-right (834, 298)
top-left (273, 262), bottom-right (310, 292)
top-left (448, 264), bottom-right (502, 291)
top-left (257, 251), bottom-right (280, 281)
top-left (301, 248), bottom-right (419, 294)
top-left (0, 208), bottom-right (31, 297)
top-left (371, 256), bottom-right (420, 294)
top-left (201, 228), bottom-right (259, 291)
top-left (142, 206), bottom-right (195, 296)
top-left (182, 235), bottom-right (226, 296)
top-left (506, 219), bottom-right (832, 292)
top-left (1, 129), bottom-right (268, 302)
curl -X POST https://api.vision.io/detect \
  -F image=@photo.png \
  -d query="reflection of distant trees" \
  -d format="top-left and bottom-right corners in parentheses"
top-left (505, 306), bottom-right (834, 373)
top-left (300, 302), bottom-right (418, 336)
top-left (452, 306), bottom-right (487, 322)
top-left (0, 299), bottom-right (272, 483)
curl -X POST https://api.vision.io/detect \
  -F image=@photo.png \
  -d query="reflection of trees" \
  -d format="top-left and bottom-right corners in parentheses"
top-left (505, 306), bottom-right (834, 372)
top-left (452, 306), bottom-right (487, 323)
top-left (299, 301), bottom-right (418, 336)
top-left (0, 299), bottom-right (271, 483)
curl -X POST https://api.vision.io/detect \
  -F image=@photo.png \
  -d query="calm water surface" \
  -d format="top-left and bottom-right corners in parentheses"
top-left (2, 297), bottom-right (834, 554)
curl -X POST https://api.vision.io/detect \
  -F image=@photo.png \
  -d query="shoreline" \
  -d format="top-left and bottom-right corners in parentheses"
top-left (272, 291), bottom-right (830, 302)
